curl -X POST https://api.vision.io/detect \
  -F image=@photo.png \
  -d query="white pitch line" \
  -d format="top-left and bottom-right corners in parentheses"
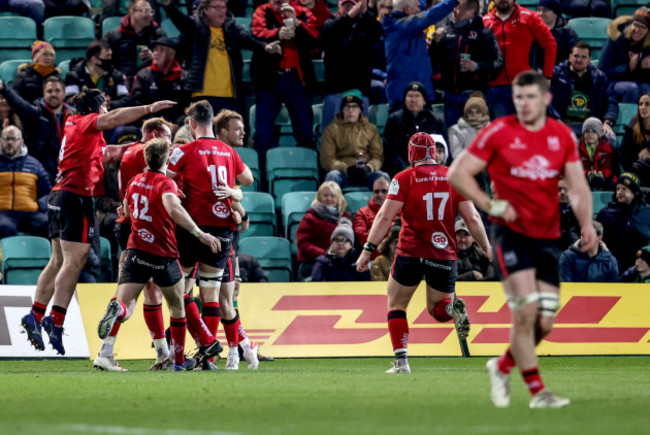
top-left (59, 424), bottom-right (238, 435)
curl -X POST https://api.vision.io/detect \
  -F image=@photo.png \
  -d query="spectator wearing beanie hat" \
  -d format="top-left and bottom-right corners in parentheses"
top-left (448, 93), bottom-right (490, 160)
top-left (312, 217), bottom-right (371, 282)
top-left (579, 117), bottom-right (617, 190)
top-left (12, 41), bottom-right (61, 104)
top-left (534, 0), bottom-right (579, 66)
top-left (321, 89), bottom-right (388, 188)
top-left (383, 81), bottom-right (444, 176)
top-left (620, 245), bottom-right (650, 283)
top-left (600, 6), bottom-right (650, 104)
top-left (597, 171), bottom-right (650, 271)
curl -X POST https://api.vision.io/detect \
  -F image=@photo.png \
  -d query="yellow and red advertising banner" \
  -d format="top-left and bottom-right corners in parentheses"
top-left (75, 281), bottom-right (650, 360)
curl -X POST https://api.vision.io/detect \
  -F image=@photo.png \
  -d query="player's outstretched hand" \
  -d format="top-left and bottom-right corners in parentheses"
top-left (150, 100), bottom-right (177, 113)
top-left (199, 233), bottom-right (221, 254)
top-left (356, 250), bottom-right (371, 272)
top-left (579, 224), bottom-right (598, 253)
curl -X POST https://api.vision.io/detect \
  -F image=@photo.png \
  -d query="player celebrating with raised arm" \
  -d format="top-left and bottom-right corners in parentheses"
top-left (448, 70), bottom-right (596, 408)
top-left (97, 138), bottom-right (221, 371)
top-left (20, 89), bottom-right (175, 356)
top-left (167, 101), bottom-right (256, 370)
top-left (356, 132), bottom-right (491, 374)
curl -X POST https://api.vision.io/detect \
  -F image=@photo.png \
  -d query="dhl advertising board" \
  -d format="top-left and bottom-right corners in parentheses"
top-left (1, 282), bottom-right (649, 359)
top-left (74, 281), bottom-right (650, 359)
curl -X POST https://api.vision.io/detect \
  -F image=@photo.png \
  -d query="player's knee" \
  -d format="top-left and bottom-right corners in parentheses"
top-left (199, 270), bottom-right (223, 289)
top-left (538, 292), bottom-right (560, 318)
top-left (508, 293), bottom-right (539, 328)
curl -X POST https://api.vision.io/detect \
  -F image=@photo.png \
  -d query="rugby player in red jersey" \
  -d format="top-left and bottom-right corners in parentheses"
top-left (20, 89), bottom-right (175, 356)
top-left (167, 101), bottom-right (256, 370)
top-left (448, 70), bottom-right (596, 408)
top-left (97, 138), bottom-right (221, 371)
top-left (94, 118), bottom-right (177, 371)
top-left (356, 132), bottom-right (491, 374)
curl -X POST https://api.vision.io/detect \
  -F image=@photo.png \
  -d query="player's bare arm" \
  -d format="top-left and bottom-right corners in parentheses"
top-left (215, 184), bottom-right (243, 201)
top-left (458, 200), bottom-right (492, 261)
top-left (563, 160), bottom-right (597, 252)
top-left (161, 192), bottom-right (221, 253)
top-left (448, 152), bottom-right (517, 221)
top-left (235, 165), bottom-right (254, 187)
top-left (356, 198), bottom-right (403, 272)
top-left (230, 201), bottom-right (249, 233)
top-left (95, 100), bottom-right (177, 131)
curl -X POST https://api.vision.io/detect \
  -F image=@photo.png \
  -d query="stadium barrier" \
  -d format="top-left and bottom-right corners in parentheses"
top-left (1, 282), bottom-right (649, 359)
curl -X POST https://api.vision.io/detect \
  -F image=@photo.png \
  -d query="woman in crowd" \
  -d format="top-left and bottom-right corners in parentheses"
top-left (447, 93), bottom-right (490, 160)
top-left (620, 93), bottom-right (650, 187)
top-left (13, 41), bottom-right (60, 104)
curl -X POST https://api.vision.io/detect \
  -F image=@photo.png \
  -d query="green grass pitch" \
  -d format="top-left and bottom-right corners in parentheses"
top-left (1, 356), bottom-right (648, 435)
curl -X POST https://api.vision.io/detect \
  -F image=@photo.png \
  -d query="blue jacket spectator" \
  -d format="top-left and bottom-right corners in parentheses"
top-left (311, 217), bottom-right (370, 281)
top-left (383, 0), bottom-right (458, 108)
top-left (560, 237), bottom-right (619, 283)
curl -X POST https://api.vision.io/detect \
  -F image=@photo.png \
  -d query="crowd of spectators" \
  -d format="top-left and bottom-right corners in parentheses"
top-left (1, 0), bottom-right (650, 284)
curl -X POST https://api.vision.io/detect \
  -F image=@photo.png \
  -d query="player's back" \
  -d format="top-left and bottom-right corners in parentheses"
top-left (126, 171), bottom-right (179, 258)
top-left (168, 138), bottom-right (245, 227)
top-left (118, 141), bottom-right (146, 200)
top-left (389, 164), bottom-right (464, 260)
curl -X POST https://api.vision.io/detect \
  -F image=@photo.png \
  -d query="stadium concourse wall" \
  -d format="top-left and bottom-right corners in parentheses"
top-left (1, 283), bottom-right (649, 359)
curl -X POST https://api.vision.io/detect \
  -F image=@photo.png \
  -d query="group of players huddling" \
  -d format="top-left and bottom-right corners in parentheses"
top-left (19, 69), bottom-right (595, 408)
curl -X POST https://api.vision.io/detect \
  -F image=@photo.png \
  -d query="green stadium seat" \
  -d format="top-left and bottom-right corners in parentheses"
top-left (266, 148), bottom-right (319, 204)
top-left (102, 16), bottom-right (122, 36)
top-left (613, 103), bottom-right (637, 137)
top-left (249, 104), bottom-right (297, 141)
top-left (239, 192), bottom-right (276, 238)
top-left (58, 59), bottom-right (71, 80)
top-left (612, 0), bottom-right (646, 17)
top-left (592, 191), bottom-right (613, 217)
top-left (0, 59), bottom-right (31, 86)
top-left (517, 0), bottom-right (538, 11)
top-left (344, 191), bottom-right (373, 216)
top-left (566, 17), bottom-right (611, 60)
top-left (238, 236), bottom-right (292, 282)
top-left (242, 59), bottom-right (252, 84)
top-left (1, 236), bottom-right (51, 285)
top-left (368, 103), bottom-right (389, 135)
top-left (313, 59), bottom-right (325, 83)
top-left (282, 191), bottom-right (317, 256)
top-left (98, 237), bottom-right (114, 282)
top-left (431, 103), bottom-right (445, 130)
top-left (161, 19), bottom-right (181, 39)
top-left (235, 16), bottom-right (252, 30)
top-left (0, 16), bottom-right (37, 64)
top-left (234, 147), bottom-right (260, 191)
top-left (44, 16), bottom-right (95, 63)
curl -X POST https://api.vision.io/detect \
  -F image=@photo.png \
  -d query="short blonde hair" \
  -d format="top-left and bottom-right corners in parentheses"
top-left (313, 181), bottom-right (347, 215)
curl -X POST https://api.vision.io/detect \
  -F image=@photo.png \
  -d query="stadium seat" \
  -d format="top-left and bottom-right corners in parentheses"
top-left (58, 59), bottom-right (71, 80)
top-left (160, 19), bottom-right (181, 39)
top-left (313, 59), bottom-right (325, 83)
top-left (266, 148), bottom-right (319, 204)
top-left (566, 17), bottom-right (611, 60)
top-left (235, 16), bottom-right (252, 30)
top-left (0, 59), bottom-right (31, 86)
top-left (613, 103), bottom-right (637, 137)
top-left (43, 16), bottom-right (95, 63)
top-left (98, 237), bottom-right (114, 282)
top-left (282, 191), bottom-right (317, 256)
top-left (1, 236), bottom-right (51, 285)
top-left (239, 192), bottom-right (276, 238)
top-left (612, 0), bottom-right (646, 17)
top-left (249, 104), bottom-right (296, 141)
top-left (234, 147), bottom-right (260, 191)
top-left (238, 236), bottom-right (292, 282)
top-left (592, 191), bottom-right (613, 217)
top-left (101, 16), bottom-right (122, 36)
top-left (431, 103), bottom-right (445, 130)
top-left (0, 16), bottom-right (37, 64)
top-left (344, 191), bottom-right (373, 216)
top-left (368, 103), bottom-right (389, 135)
top-left (517, 0), bottom-right (538, 10)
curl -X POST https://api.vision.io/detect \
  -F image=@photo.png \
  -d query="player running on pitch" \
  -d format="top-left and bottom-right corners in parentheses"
top-left (448, 70), bottom-right (596, 408)
top-left (97, 138), bottom-right (221, 371)
top-left (357, 132), bottom-right (491, 374)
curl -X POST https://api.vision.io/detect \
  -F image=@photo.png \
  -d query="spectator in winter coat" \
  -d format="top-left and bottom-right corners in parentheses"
top-left (12, 41), bottom-right (61, 105)
top-left (312, 217), bottom-right (370, 281)
top-left (296, 181), bottom-right (351, 277)
top-left (383, 0), bottom-right (459, 109)
top-left (321, 89), bottom-right (387, 187)
top-left (596, 172), bottom-right (650, 271)
top-left (382, 81), bottom-right (444, 176)
top-left (455, 218), bottom-right (496, 281)
top-left (620, 245), bottom-right (650, 283)
top-left (447, 93), bottom-right (489, 160)
top-left (353, 175), bottom-right (390, 254)
top-left (483, 0), bottom-right (557, 118)
top-left (620, 93), bottom-right (650, 187)
top-left (599, 7), bottom-right (650, 103)
top-left (103, 0), bottom-right (167, 81)
top-left (550, 41), bottom-right (618, 138)
top-left (428, 0), bottom-right (502, 127)
top-left (579, 117), bottom-right (617, 190)
top-left (560, 221), bottom-right (619, 282)
top-left (0, 126), bottom-right (51, 238)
